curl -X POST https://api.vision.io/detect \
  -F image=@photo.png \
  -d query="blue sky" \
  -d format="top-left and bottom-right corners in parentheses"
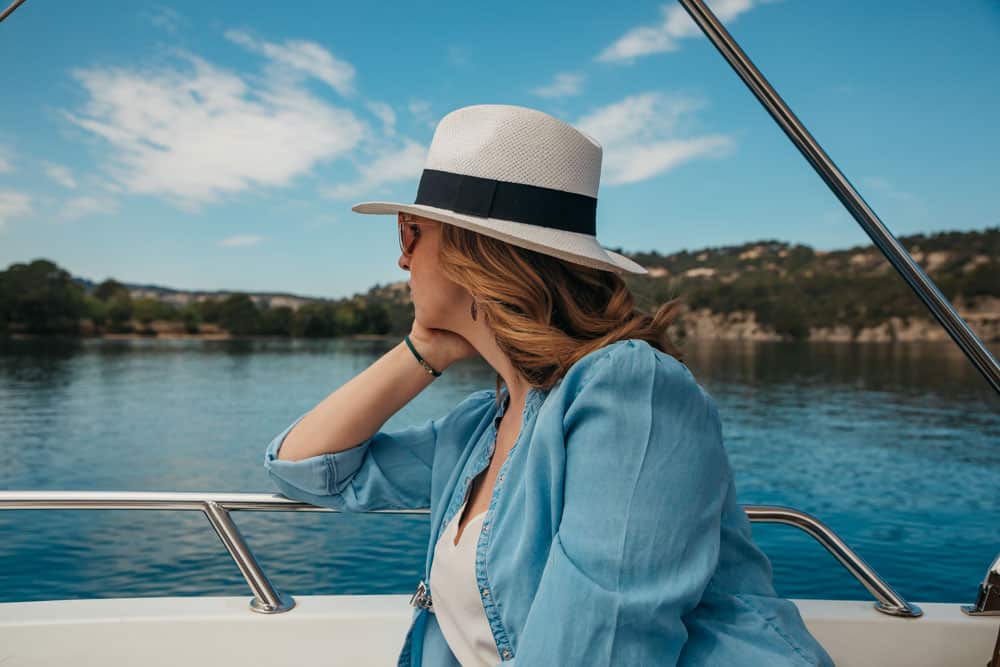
top-left (1, 1), bottom-right (997, 299)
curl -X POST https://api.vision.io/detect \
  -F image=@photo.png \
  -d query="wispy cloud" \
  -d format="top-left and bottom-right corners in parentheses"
top-left (58, 195), bottom-right (118, 222)
top-left (218, 234), bottom-right (263, 247)
top-left (531, 72), bottom-right (585, 99)
top-left (408, 99), bottom-right (435, 129)
top-left (575, 92), bottom-right (734, 185)
top-left (0, 145), bottom-right (14, 173)
top-left (62, 49), bottom-right (366, 210)
top-left (225, 29), bottom-right (357, 97)
top-left (42, 162), bottom-right (77, 189)
top-left (597, 0), bottom-right (783, 64)
top-left (366, 100), bottom-right (397, 137)
top-left (322, 139), bottom-right (427, 201)
top-left (863, 176), bottom-right (929, 219)
top-left (0, 190), bottom-right (32, 230)
top-left (863, 177), bottom-right (920, 205)
top-left (144, 5), bottom-right (183, 34)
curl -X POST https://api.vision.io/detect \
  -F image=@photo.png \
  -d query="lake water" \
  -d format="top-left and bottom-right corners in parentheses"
top-left (0, 336), bottom-right (997, 607)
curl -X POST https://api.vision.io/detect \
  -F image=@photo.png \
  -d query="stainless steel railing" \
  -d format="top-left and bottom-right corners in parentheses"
top-left (0, 490), bottom-right (921, 617)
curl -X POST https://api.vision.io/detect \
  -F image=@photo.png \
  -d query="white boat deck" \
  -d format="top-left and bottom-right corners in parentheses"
top-left (1, 595), bottom-right (997, 666)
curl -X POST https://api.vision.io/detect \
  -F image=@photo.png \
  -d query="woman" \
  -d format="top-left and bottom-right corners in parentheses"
top-left (263, 104), bottom-right (835, 666)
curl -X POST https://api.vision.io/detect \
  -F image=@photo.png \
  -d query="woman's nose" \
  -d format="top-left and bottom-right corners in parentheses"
top-left (398, 253), bottom-right (410, 271)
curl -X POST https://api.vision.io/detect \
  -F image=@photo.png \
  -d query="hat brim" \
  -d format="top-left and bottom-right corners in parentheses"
top-left (351, 201), bottom-right (647, 275)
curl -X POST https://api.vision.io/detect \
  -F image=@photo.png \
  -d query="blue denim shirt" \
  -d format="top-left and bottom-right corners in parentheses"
top-left (263, 339), bottom-right (835, 666)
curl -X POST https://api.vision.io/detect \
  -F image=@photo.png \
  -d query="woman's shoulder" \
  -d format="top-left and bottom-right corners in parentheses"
top-left (549, 338), bottom-right (731, 488)
top-left (560, 338), bottom-right (708, 404)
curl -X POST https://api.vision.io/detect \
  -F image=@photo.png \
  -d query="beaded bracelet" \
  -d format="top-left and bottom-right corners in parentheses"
top-left (404, 334), bottom-right (442, 377)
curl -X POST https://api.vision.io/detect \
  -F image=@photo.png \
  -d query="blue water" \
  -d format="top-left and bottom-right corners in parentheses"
top-left (0, 337), bottom-right (996, 606)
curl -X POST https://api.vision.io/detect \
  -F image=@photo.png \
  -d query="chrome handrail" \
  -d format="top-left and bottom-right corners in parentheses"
top-left (677, 0), bottom-right (1000, 395)
top-left (744, 505), bottom-right (920, 617)
top-left (0, 491), bottom-right (920, 617)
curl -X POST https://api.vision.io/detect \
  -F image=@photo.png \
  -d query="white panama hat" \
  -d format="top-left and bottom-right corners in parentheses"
top-left (351, 104), bottom-right (647, 275)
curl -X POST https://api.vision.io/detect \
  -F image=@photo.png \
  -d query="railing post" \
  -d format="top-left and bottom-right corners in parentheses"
top-left (744, 505), bottom-right (922, 618)
top-left (202, 501), bottom-right (295, 613)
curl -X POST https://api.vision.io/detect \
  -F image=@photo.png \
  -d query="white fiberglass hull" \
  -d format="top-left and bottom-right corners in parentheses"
top-left (1, 595), bottom-right (997, 666)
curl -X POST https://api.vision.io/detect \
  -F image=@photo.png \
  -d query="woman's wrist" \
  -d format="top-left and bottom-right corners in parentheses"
top-left (404, 333), bottom-right (451, 376)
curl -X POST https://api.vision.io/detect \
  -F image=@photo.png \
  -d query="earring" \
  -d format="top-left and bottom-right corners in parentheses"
top-left (470, 299), bottom-right (478, 321)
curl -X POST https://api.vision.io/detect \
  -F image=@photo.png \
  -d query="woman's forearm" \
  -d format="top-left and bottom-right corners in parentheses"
top-left (276, 340), bottom-right (444, 462)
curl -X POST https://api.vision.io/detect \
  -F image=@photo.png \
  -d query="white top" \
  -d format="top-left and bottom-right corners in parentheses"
top-left (429, 500), bottom-right (502, 666)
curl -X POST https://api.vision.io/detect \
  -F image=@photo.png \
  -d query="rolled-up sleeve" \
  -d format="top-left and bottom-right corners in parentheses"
top-left (263, 390), bottom-right (494, 512)
top-left (507, 341), bottom-right (731, 665)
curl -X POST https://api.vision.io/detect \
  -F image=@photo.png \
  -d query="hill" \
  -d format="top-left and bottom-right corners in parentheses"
top-left (1, 227), bottom-right (996, 342)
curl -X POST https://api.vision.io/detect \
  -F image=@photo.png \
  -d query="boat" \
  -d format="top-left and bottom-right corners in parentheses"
top-left (1, 0), bottom-right (997, 664)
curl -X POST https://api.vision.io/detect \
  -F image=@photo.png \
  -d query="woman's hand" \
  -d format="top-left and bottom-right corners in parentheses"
top-left (408, 320), bottom-right (480, 372)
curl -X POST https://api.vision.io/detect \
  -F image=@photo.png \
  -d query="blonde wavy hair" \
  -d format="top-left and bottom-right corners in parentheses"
top-left (436, 222), bottom-right (684, 395)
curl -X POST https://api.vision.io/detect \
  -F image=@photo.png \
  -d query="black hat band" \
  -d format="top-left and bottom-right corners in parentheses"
top-left (413, 168), bottom-right (597, 236)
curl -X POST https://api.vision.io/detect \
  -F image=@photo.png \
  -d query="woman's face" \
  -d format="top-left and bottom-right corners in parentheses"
top-left (397, 213), bottom-right (472, 332)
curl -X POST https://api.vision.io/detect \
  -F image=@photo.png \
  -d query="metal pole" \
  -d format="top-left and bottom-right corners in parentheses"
top-left (0, 0), bottom-right (27, 24)
top-left (676, 0), bottom-right (1000, 394)
top-left (202, 501), bottom-right (295, 613)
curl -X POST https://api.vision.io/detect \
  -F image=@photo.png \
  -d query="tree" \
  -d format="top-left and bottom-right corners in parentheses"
top-left (292, 303), bottom-right (335, 337)
top-left (217, 294), bottom-right (260, 335)
top-left (258, 306), bottom-right (293, 336)
top-left (197, 298), bottom-right (222, 323)
top-left (0, 259), bottom-right (85, 334)
top-left (94, 279), bottom-right (128, 302)
top-left (132, 298), bottom-right (162, 327)
top-left (107, 293), bottom-right (133, 332)
top-left (84, 295), bottom-right (109, 328)
top-left (180, 303), bottom-right (201, 334)
top-left (359, 302), bottom-right (392, 334)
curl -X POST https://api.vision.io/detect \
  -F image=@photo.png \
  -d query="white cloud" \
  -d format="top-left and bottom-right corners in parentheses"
top-left (597, 0), bottom-right (782, 64)
top-left (576, 91), bottom-right (703, 145)
top-left (602, 135), bottom-right (734, 185)
top-left (0, 190), bottom-right (32, 230)
top-left (0, 145), bottom-right (14, 173)
top-left (863, 176), bottom-right (929, 220)
top-left (575, 92), bottom-right (734, 185)
top-left (322, 139), bottom-right (427, 201)
top-left (218, 234), bottom-right (263, 247)
top-left (58, 195), bottom-right (118, 221)
top-left (863, 177), bottom-right (920, 205)
top-left (224, 29), bottom-right (356, 97)
top-left (408, 99), bottom-right (435, 129)
top-left (146, 5), bottom-right (182, 33)
top-left (366, 101), bottom-right (396, 136)
top-left (43, 162), bottom-right (77, 189)
top-left (62, 50), bottom-right (366, 210)
top-left (531, 72), bottom-right (585, 99)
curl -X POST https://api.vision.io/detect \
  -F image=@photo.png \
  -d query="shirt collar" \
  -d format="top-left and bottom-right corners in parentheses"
top-left (495, 385), bottom-right (548, 427)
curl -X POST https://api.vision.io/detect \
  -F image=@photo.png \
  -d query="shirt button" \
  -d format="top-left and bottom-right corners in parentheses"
top-left (481, 588), bottom-right (490, 598)
top-left (502, 649), bottom-right (512, 659)
top-left (498, 473), bottom-right (504, 481)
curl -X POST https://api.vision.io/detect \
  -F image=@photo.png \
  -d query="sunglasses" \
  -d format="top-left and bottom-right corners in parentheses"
top-left (398, 214), bottom-right (426, 257)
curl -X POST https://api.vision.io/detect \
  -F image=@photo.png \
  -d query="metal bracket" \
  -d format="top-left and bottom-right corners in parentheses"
top-left (962, 552), bottom-right (1000, 616)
